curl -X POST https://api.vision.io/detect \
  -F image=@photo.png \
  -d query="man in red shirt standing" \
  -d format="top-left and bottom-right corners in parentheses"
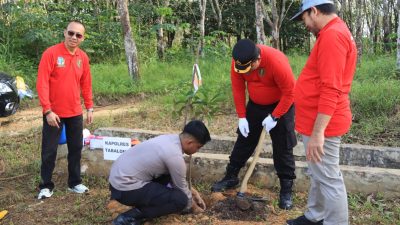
top-left (36, 21), bottom-right (93, 199)
top-left (211, 39), bottom-right (297, 210)
top-left (287, 0), bottom-right (357, 225)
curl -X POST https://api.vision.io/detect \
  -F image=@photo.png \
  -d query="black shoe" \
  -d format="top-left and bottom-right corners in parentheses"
top-left (211, 164), bottom-right (241, 192)
top-left (286, 215), bottom-right (323, 225)
top-left (279, 192), bottom-right (293, 210)
top-left (279, 179), bottom-right (294, 210)
top-left (112, 214), bottom-right (143, 225)
top-left (211, 176), bottom-right (239, 192)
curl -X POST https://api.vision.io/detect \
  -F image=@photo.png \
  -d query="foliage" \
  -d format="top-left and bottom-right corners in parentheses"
top-left (173, 83), bottom-right (226, 123)
top-left (90, 52), bottom-right (399, 148)
top-left (0, 2), bottom-right (127, 68)
top-left (351, 79), bottom-right (400, 120)
top-left (0, 1), bottom-right (397, 148)
top-left (355, 54), bottom-right (398, 81)
top-left (0, 0), bottom-right (398, 86)
top-left (348, 193), bottom-right (400, 224)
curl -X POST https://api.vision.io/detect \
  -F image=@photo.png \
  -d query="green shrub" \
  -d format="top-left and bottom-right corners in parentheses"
top-left (351, 79), bottom-right (400, 120)
top-left (355, 55), bottom-right (397, 81)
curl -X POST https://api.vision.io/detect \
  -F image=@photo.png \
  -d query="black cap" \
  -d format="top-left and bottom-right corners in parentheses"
top-left (182, 120), bottom-right (211, 145)
top-left (232, 39), bottom-right (260, 73)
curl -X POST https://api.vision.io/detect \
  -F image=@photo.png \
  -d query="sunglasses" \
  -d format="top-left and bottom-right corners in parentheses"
top-left (67, 31), bottom-right (83, 39)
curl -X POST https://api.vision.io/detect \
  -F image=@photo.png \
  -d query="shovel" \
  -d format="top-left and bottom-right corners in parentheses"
top-left (236, 128), bottom-right (267, 210)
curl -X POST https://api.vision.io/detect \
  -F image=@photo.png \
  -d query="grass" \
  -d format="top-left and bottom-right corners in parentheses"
top-left (1, 52), bottom-right (399, 223)
top-left (90, 53), bottom-right (399, 146)
top-left (1, 110), bottom-right (399, 224)
top-left (348, 193), bottom-right (400, 224)
top-left (5, 49), bottom-right (399, 147)
top-left (351, 79), bottom-right (400, 119)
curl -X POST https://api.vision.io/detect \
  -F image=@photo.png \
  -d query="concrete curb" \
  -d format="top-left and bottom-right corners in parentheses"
top-left (53, 127), bottom-right (400, 198)
top-left (95, 127), bottom-right (400, 169)
top-left (190, 153), bottom-right (400, 198)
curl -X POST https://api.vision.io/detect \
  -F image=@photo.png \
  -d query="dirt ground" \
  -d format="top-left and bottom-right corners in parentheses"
top-left (0, 97), bottom-right (398, 225)
top-left (0, 173), bottom-right (301, 225)
top-left (0, 98), bottom-right (145, 136)
top-left (1, 98), bottom-right (300, 225)
top-left (0, 97), bottom-right (240, 138)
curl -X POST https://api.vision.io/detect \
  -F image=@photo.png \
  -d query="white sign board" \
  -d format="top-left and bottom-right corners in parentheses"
top-left (103, 137), bottom-right (131, 161)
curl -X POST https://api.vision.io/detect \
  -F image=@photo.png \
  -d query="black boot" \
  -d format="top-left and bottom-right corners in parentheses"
top-left (279, 179), bottom-right (294, 210)
top-left (113, 208), bottom-right (143, 225)
top-left (211, 164), bottom-right (241, 192)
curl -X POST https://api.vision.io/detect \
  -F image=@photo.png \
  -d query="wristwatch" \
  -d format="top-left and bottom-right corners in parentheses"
top-left (271, 115), bottom-right (278, 121)
top-left (44, 110), bottom-right (52, 116)
top-left (87, 108), bottom-right (94, 112)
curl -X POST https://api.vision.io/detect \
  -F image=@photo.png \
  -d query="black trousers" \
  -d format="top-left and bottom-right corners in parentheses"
top-left (39, 115), bottom-right (83, 190)
top-left (229, 100), bottom-right (297, 180)
top-left (110, 175), bottom-right (188, 219)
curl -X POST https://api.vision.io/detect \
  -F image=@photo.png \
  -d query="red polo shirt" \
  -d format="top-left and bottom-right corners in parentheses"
top-left (231, 45), bottom-right (295, 118)
top-left (294, 17), bottom-right (357, 137)
top-left (36, 42), bottom-right (93, 118)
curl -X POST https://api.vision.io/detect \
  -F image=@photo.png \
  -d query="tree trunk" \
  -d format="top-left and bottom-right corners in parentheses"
top-left (210, 0), bottom-right (222, 30)
top-left (349, 0), bottom-right (355, 33)
top-left (117, 0), bottom-right (140, 80)
top-left (355, 0), bottom-right (363, 63)
top-left (383, 0), bottom-right (391, 51)
top-left (255, 0), bottom-right (266, 44)
top-left (156, 0), bottom-right (169, 60)
top-left (263, 0), bottom-right (291, 50)
top-left (337, 0), bottom-right (346, 18)
top-left (364, 0), bottom-right (374, 53)
top-left (397, 0), bottom-right (400, 69)
top-left (156, 16), bottom-right (165, 60)
top-left (167, 30), bottom-right (175, 48)
top-left (196, 0), bottom-right (207, 63)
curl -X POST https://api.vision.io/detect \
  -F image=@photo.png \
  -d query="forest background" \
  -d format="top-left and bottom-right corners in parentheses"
top-left (0, 1), bottom-right (399, 224)
top-left (0, 0), bottom-right (399, 146)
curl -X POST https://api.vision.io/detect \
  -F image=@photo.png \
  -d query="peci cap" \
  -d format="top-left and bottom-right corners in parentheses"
top-left (232, 39), bottom-right (260, 74)
top-left (290, 0), bottom-right (334, 21)
top-left (182, 120), bottom-right (211, 145)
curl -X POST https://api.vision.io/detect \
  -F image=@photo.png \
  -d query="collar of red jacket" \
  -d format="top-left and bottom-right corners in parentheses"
top-left (317, 17), bottom-right (341, 38)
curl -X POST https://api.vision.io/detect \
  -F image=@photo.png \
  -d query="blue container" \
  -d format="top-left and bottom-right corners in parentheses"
top-left (59, 124), bottom-right (67, 145)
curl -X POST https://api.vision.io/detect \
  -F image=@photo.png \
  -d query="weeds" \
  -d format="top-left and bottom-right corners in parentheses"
top-left (348, 192), bottom-right (400, 224)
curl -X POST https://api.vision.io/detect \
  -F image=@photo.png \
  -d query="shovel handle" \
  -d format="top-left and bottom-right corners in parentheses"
top-left (238, 129), bottom-right (267, 194)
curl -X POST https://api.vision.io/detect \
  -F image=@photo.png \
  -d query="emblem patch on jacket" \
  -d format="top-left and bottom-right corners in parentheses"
top-left (258, 68), bottom-right (265, 77)
top-left (77, 59), bottom-right (82, 68)
top-left (57, 57), bottom-right (65, 67)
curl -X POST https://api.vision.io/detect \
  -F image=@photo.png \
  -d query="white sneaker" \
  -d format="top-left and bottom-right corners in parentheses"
top-left (38, 188), bottom-right (53, 199)
top-left (68, 184), bottom-right (89, 194)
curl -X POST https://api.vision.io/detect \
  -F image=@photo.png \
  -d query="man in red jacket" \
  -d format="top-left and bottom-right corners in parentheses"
top-left (211, 39), bottom-right (297, 210)
top-left (287, 0), bottom-right (357, 224)
top-left (36, 21), bottom-right (93, 199)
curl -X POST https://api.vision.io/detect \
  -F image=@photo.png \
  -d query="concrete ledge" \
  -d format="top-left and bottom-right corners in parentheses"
top-left (95, 127), bottom-right (400, 169)
top-left (54, 147), bottom-right (400, 198)
top-left (190, 153), bottom-right (400, 198)
top-left (53, 127), bottom-right (400, 198)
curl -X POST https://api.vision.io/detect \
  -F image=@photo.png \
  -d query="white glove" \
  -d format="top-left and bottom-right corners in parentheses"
top-left (262, 115), bottom-right (278, 132)
top-left (238, 118), bottom-right (249, 138)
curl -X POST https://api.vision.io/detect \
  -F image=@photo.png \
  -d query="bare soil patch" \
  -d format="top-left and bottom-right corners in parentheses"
top-left (0, 172), bottom-right (300, 225)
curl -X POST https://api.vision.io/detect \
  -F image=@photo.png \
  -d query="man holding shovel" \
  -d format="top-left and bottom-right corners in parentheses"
top-left (109, 120), bottom-right (210, 225)
top-left (287, 0), bottom-right (357, 224)
top-left (211, 39), bottom-right (297, 210)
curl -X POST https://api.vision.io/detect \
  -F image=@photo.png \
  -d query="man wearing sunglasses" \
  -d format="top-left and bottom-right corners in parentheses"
top-left (211, 39), bottom-right (297, 210)
top-left (36, 20), bottom-right (93, 199)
